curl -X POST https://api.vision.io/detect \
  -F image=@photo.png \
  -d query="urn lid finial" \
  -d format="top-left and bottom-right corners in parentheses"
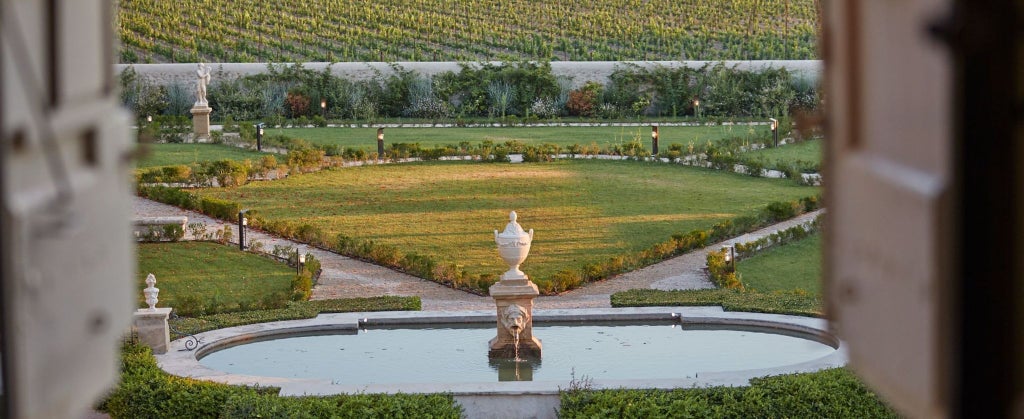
top-left (499, 211), bottom-right (528, 237)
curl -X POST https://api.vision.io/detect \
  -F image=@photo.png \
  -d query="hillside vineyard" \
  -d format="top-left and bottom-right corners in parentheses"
top-left (118, 0), bottom-right (819, 63)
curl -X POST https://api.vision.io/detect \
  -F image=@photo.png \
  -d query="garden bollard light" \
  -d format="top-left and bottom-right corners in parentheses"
top-left (296, 250), bottom-right (306, 274)
top-left (255, 123), bottom-right (264, 151)
top-left (377, 128), bottom-right (385, 158)
top-left (770, 118), bottom-right (779, 147)
top-left (651, 125), bottom-right (659, 155)
top-left (238, 210), bottom-right (248, 251)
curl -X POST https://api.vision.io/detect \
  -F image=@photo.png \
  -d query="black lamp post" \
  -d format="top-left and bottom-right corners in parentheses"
top-left (296, 250), bottom-right (306, 274)
top-left (320, 98), bottom-right (327, 120)
top-left (693, 99), bottom-right (701, 119)
top-left (769, 118), bottom-right (779, 147)
top-left (376, 128), bottom-right (385, 158)
top-left (651, 125), bottom-right (659, 155)
top-left (238, 210), bottom-right (249, 251)
top-left (255, 123), bottom-right (264, 151)
top-left (722, 245), bottom-right (736, 272)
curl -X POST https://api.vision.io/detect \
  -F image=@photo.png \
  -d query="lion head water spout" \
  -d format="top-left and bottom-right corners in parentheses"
top-left (489, 212), bottom-right (542, 359)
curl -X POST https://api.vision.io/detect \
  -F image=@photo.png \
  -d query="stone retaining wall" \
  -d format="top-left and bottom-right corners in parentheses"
top-left (117, 60), bottom-right (822, 89)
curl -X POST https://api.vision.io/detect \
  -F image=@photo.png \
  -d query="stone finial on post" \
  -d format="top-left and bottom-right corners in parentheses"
top-left (144, 273), bottom-right (159, 311)
top-left (134, 273), bottom-right (172, 354)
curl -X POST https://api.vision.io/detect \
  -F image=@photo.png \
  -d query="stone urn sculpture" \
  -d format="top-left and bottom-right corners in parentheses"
top-left (495, 211), bottom-right (534, 281)
top-left (489, 211), bottom-right (542, 359)
top-left (143, 273), bottom-right (160, 311)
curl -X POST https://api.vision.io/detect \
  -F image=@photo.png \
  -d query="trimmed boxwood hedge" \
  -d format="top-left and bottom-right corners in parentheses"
top-left (99, 342), bottom-right (461, 418)
top-left (610, 288), bottom-right (822, 317)
top-left (559, 368), bottom-right (899, 418)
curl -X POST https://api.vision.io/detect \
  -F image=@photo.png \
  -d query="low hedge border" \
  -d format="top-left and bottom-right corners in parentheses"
top-left (169, 296), bottom-right (421, 338)
top-left (559, 368), bottom-right (898, 418)
top-left (610, 288), bottom-right (822, 317)
top-left (98, 340), bottom-right (461, 418)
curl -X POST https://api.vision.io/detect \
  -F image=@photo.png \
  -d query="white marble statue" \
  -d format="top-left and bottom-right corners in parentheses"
top-left (195, 63), bottom-right (211, 106)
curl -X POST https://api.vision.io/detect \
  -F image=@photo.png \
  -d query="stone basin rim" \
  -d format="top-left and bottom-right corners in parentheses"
top-left (156, 306), bottom-right (847, 396)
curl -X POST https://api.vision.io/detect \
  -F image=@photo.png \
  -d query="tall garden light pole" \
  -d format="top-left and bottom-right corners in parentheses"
top-left (651, 125), bottom-right (659, 155)
top-left (377, 128), bottom-right (385, 158)
top-left (769, 118), bottom-right (779, 147)
top-left (255, 123), bottom-right (264, 151)
top-left (238, 210), bottom-right (249, 251)
top-left (694, 99), bottom-right (701, 119)
top-left (320, 98), bottom-right (327, 120)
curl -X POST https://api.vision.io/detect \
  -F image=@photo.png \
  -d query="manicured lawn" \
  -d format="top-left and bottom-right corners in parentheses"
top-left (266, 125), bottom-right (769, 152)
top-left (136, 241), bottom-right (294, 312)
top-left (736, 232), bottom-right (822, 294)
top-left (740, 139), bottom-right (822, 167)
top-left (199, 159), bottom-right (816, 282)
top-left (136, 143), bottom-right (273, 168)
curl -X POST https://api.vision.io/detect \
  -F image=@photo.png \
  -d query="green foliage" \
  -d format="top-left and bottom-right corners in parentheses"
top-left (559, 368), bottom-right (898, 418)
top-left (220, 392), bottom-right (462, 418)
top-left (198, 196), bottom-right (241, 220)
top-left (610, 288), bottom-right (822, 317)
top-left (99, 338), bottom-right (459, 418)
top-left (137, 185), bottom-right (198, 210)
top-left (707, 248), bottom-right (744, 289)
top-left (168, 296), bottom-right (422, 336)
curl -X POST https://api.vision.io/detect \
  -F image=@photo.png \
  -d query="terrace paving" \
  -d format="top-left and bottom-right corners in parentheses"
top-left (134, 197), bottom-right (823, 311)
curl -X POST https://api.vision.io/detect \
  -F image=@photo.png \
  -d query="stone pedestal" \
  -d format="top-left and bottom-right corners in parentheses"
top-left (488, 279), bottom-right (542, 358)
top-left (133, 307), bottom-right (172, 354)
top-left (190, 104), bottom-right (212, 141)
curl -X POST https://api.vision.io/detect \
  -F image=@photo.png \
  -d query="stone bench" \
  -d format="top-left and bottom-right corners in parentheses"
top-left (133, 216), bottom-right (188, 240)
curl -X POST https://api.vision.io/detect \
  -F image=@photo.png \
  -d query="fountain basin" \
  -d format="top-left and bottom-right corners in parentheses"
top-left (156, 307), bottom-right (846, 418)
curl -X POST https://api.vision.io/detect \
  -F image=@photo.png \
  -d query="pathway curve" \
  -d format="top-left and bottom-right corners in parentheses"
top-left (134, 197), bottom-right (822, 311)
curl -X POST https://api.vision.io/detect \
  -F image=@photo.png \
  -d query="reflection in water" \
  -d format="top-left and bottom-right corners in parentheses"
top-left (490, 356), bottom-right (541, 381)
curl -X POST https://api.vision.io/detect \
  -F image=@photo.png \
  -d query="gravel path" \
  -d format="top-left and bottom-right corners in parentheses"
top-left (134, 197), bottom-right (823, 311)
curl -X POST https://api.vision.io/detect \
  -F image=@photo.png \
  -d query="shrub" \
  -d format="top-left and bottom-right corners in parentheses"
top-left (137, 186), bottom-right (198, 210)
top-left (199, 197), bottom-right (241, 221)
top-left (766, 200), bottom-right (801, 222)
top-left (290, 272), bottom-right (313, 301)
top-left (566, 84), bottom-right (600, 117)
top-left (287, 147), bottom-right (326, 173)
top-left (202, 159), bottom-right (249, 187)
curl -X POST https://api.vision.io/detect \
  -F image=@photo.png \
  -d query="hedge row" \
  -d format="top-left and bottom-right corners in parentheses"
top-left (559, 368), bottom-right (898, 418)
top-left (98, 339), bottom-right (460, 418)
top-left (609, 288), bottom-right (822, 318)
top-left (169, 296), bottom-right (422, 338)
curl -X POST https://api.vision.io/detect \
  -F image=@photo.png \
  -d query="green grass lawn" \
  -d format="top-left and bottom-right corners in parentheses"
top-left (736, 232), bottom-right (822, 294)
top-left (266, 125), bottom-right (769, 152)
top-left (199, 159), bottom-right (816, 282)
top-left (136, 241), bottom-right (294, 312)
top-left (137, 143), bottom-right (273, 168)
top-left (740, 139), bottom-right (822, 167)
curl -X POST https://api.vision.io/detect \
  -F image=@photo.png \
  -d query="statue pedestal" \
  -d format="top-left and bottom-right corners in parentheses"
top-left (133, 307), bottom-right (172, 354)
top-left (190, 104), bottom-right (212, 141)
top-left (488, 279), bottom-right (542, 358)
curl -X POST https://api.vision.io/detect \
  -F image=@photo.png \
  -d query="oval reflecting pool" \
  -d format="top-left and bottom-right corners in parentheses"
top-left (198, 322), bottom-right (836, 385)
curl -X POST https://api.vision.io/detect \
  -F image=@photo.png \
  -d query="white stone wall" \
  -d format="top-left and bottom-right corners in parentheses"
top-left (116, 60), bottom-right (822, 89)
